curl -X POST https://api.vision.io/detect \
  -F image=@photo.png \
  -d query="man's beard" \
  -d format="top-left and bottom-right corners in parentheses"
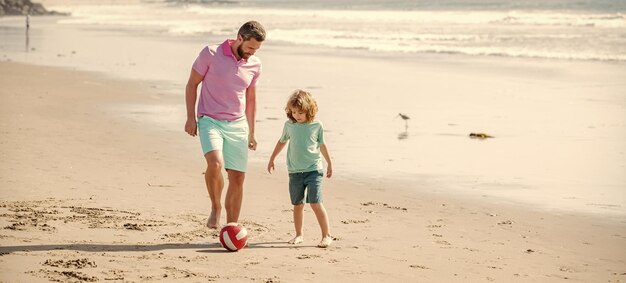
top-left (237, 44), bottom-right (250, 59)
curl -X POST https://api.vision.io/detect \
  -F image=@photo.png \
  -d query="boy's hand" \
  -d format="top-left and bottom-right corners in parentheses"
top-left (326, 164), bottom-right (333, 178)
top-left (267, 160), bottom-right (275, 174)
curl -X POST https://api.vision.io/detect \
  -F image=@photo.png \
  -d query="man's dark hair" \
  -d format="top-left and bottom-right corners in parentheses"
top-left (238, 21), bottom-right (266, 42)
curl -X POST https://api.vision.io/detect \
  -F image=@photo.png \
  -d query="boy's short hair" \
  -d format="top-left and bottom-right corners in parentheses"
top-left (285, 89), bottom-right (318, 123)
top-left (238, 21), bottom-right (266, 42)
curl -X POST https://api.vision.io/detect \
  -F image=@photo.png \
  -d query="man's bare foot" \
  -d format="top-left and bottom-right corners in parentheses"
top-left (288, 235), bottom-right (303, 244)
top-left (206, 210), bottom-right (220, 229)
top-left (317, 236), bottom-right (333, 248)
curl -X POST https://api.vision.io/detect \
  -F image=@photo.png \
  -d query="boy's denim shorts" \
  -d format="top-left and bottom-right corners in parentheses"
top-left (197, 115), bottom-right (249, 172)
top-left (288, 170), bottom-right (324, 205)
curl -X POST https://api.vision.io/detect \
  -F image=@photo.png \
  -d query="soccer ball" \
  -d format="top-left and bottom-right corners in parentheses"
top-left (219, 223), bottom-right (248, 251)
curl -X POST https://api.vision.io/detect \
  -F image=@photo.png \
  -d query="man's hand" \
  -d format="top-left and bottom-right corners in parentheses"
top-left (267, 160), bottom-right (275, 174)
top-left (185, 118), bottom-right (197, 136)
top-left (248, 134), bottom-right (257, 150)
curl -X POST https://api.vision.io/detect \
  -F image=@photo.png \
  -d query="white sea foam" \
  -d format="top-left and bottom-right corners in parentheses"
top-left (49, 4), bottom-right (626, 61)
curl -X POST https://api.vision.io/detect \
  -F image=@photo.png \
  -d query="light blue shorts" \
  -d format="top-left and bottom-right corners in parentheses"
top-left (197, 115), bottom-right (249, 172)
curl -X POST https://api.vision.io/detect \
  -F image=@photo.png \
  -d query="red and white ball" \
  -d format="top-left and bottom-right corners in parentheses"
top-left (219, 223), bottom-right (248, 251)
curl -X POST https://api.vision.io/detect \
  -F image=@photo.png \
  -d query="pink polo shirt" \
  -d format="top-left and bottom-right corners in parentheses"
top-left (192, 40), bottom-right (262, 121)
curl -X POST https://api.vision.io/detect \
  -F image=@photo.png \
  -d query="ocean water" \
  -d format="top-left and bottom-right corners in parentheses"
top-left (1, 0), bottom-right (625, 216)
top-left (45, 0), bottom-right (626, 62)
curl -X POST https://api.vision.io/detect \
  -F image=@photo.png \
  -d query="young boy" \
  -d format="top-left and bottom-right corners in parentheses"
top-left (267, 89), bottom-right (334, 248)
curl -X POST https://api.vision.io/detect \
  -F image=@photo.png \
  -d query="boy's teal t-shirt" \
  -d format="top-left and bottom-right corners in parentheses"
top-left (279, 120), bottom-right (325, 173)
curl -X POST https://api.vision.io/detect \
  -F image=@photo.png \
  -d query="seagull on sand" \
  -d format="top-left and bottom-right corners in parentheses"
top-left (397, 113), bottom-right (410, 129)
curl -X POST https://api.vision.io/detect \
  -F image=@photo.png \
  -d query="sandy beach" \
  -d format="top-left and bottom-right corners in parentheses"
top-left (1, 60), bottom-right (625, 282)
top-left (2, 11), bottom-right (625, 215)
top-left (2, 0), bottom-right (626, 281)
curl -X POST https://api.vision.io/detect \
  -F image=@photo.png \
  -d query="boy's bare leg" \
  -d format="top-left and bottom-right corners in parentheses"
top-left (225, 170), bottom-right (245, 223)
top-left (204, 151), bottom-right (224, 229)
top-left (310, 203), bottom-right (332, 248)
top-left (318, 235), bottom-right (333, 248)
top-left (289, 204), bottom-right (305, 244)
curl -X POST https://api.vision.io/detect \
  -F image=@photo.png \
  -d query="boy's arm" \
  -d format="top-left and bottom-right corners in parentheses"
top-left (320, 144), bottom-right (333, 178)
top-left (267, 141), bottom-right (287, 174)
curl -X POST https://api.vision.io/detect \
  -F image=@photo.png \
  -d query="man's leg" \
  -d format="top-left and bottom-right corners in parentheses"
top-left (225, 170), bottom-right (245, 223)
top-left (204, 150), bottom-right (224, 228)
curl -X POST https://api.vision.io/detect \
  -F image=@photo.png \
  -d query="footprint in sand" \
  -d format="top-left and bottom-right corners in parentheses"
top-left (43, 258), bottom-right (97, 269)
top-left (341, 219), bottom-right (369, 224)
top-left (4, 221), bottom-right (27, 231)
top-left (123, 223), bottom-right (145, 231)
top-left (360, 201), bottom-right (407, 211)
top-left (1, 200), bottom-right (171, 232)
top-left (102, 270), bottom-right (125, 281)
top-left (262, 276), bottom-right (281, 283)
top-left (161, 214), bottom-right (220, 242)
top-left (162, 266), bottom-right (199, 279)
top-left (27, 269), bottom-right (98, 282)
top-left (240, 220), bottom-right (270, 234)
top-left (297, 254), bottom-right (321, 260)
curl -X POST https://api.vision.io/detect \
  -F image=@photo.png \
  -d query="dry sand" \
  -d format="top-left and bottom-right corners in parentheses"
top-left (1, 61), bottom-right (625, 282)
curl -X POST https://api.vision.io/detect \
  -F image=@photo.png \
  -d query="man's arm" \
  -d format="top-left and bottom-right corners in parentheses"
top-left (245, 86), bottom-right (257, 150)
top-left (185, 68), bottom-right (204, 137)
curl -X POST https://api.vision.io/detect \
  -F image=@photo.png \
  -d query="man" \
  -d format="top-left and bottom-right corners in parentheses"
top-left (184, 21), bottom-right (265, 229)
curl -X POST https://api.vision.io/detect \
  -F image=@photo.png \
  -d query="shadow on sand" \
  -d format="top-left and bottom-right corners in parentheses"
top-left (0, 241), bottom-right (312, 254)
top-left (397, 131), bottom-right (408, 140)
